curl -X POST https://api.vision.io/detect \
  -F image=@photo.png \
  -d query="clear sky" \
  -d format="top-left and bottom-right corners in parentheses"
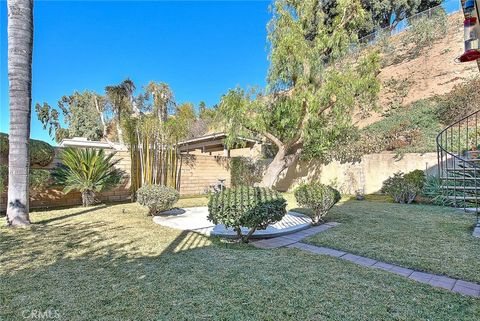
top-left (0, 0), bottom-right (271, 144)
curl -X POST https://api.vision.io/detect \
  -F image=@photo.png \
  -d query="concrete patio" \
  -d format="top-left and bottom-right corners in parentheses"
top-left (153, 207), bottom-right (312, 238)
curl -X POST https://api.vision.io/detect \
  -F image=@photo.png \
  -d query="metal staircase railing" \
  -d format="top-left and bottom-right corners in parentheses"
top-left (437, 110), bottom-right (480, 227)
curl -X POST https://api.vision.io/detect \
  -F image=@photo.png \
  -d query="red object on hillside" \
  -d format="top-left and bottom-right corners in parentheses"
top-left (459, 49), bottom-right (480, 62)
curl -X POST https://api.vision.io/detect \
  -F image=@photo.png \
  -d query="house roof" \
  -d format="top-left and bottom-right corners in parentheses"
top-left (58, 137), bottom-right (126, 150)
top-left (176, 132), bottom-right (259, 153)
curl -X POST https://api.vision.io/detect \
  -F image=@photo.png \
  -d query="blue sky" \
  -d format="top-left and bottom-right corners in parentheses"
top-left (0, 0), bottom-right (271, 144)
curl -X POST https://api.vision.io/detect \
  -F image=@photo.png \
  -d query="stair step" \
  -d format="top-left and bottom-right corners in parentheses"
top-left (446, 167), bottom-right (479, 172)
top-left (441, 186), bottom-right (480, 191)
top-left (444, 196), bottom-right (479, 201)
top-left (440, 177), bottom-right (478, 181)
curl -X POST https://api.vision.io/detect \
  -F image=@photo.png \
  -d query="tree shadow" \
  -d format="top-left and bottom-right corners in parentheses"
top-left (36, 204), bottom-right (108, 225)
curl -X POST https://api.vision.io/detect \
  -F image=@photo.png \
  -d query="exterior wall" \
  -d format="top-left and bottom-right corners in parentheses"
top-left (0, 147), bottom-right (131, 211)
top-left (178, 155), bottom-right (230, 195)
top-left (1, 147), bottom-right (441, 209)
top-left (276, 152), bottom-right (439, 194)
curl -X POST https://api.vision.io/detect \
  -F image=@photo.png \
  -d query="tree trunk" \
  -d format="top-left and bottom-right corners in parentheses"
top-left (6, 0), bottom-right (34, 227)
top-left (81, 190), bottom-right (95, 207)
top-left (259, 147), bottom-right (288, 188)
top-left (94, 95), bottom-right (109, 140)
top-left (116, 114), bottom-right (124, 144)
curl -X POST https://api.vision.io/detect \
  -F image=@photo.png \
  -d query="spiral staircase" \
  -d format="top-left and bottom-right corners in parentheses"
top-left (437, 110), bottom-right (480, 235)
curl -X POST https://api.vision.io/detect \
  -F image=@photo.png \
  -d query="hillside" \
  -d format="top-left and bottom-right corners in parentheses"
top-left (358, 12), bottom-right (479, 128)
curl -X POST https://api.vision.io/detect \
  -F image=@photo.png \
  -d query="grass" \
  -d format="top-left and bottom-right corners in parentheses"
top-left (305, 200), bottom-right (480, 284)
top-left (1, 202), bottom-right (479, 320)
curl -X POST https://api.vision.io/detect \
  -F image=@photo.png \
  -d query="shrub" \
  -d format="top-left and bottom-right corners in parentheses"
top-left (404, 169), bottom-right (425, 190)
top-left (402, 8), bottom-right (448, 57)
top-left (0, 132), bottom-right (55, 166)
top-left (436, 78), bottom-right (480, 125)
top-left (0, 165), bottom-right (52, 196)
top-left (358, 100), bottom-right (441, 155)
top-left (0, 164), bottom-right (7, 193)
top-left (137, 185), bottom-right (179, 215)
top-left (207, 186), bottom-right (287, 243)
top-left (381, 170), bottom-right (425, 204)
top-left (53, 148), bottom-right (124, 206)
top-left (294, 182), bottom-right (341, 225)
top-left (29, 169), bottom-right (52, 198)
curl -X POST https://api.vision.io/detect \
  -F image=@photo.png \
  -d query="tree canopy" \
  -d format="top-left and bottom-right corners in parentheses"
top-left (35, 91), bottom-right (104, 143)
top-left (217, 0), bottom-right (381, 187)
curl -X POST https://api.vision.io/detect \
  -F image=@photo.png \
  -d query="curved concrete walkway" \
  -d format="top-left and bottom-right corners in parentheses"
top-left (153, 207), bottom-right (312, 238)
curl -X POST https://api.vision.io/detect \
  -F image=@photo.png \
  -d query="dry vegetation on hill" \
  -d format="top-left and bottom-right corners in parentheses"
top-left (357, 12), bottom-right (478, 128)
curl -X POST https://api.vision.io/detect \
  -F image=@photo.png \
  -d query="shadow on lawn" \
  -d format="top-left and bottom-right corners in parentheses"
top-left (36, 204), bottom-right (108, 225)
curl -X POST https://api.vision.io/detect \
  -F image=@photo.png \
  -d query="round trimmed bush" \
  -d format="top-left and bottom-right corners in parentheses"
top-left (208, 186), bottom-right (287, 243)
top-left (294, 182), bottom-right (341, 225)
top-left (137, 185), bottom-right (180, 215)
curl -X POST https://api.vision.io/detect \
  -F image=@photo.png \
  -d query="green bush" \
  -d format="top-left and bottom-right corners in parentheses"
top-left (404, 169), bottom-right (425, 190)
top-left (294, 182), bottom-right (341, 225)
top-left (230, 157), bottom-right (264, 187)
top-left (29, 169), bottom-right (52, 198)
top-left (0, 165), bottom-right (52, 196)
top-left (0, 132), bottom-right (55, 166)
top-left (381, 170), bottom-right (425, 204)
top-left (402, 8), bottom-right (448, 57)
top-left (137, 185), bottom-right (180, 215)
top-left (422, 175), bottom-right (448, 206)
top-left (436, 78), bottom-right (480, 125)
top-left (207, 186), bottom-right (287, 243)
top-left (53, 148), bottom-right (124, 206)
top-left (0, 164), bottom-right (7, 193)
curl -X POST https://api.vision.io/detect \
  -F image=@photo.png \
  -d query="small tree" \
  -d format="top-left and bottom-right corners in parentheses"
top-left (217, 0), bottom-right (380, 188)
top-left (53, 148), bottom-right (123, 206)
top-left (294, 182), bottom-right (341, 225)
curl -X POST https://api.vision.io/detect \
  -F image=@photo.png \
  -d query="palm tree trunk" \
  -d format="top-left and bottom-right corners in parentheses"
top-left (6, 0), bottom-right (34, 227)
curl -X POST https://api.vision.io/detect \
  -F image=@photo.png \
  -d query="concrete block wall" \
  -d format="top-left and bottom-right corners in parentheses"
top-left (178, 155), bottom-right (230, 195)
top-left (0, 148), bottom-right (132, 211)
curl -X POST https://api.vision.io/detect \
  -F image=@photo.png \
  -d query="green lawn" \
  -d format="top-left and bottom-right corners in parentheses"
top-left (305, 200), bottom-right (480, 284)
top-left (1, 202), bottom-right (479, 320)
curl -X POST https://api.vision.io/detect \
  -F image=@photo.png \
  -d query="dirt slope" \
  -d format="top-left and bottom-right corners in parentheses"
top-left (357, 12), bottom-right (479, 127)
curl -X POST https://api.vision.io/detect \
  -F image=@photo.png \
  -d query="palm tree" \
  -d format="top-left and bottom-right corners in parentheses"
top-left (105, 79), bottom-right (136, 143)
top-left (53, 148), bottom-right (124, 207)
top-left (6, 0), bottom-right (34, 226)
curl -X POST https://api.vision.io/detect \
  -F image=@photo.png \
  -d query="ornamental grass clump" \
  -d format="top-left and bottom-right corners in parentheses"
top-left (294, 182), bottom-right (341, 225)
top-left (208, 186), bottom-right (287, 243)
top-left (136, 185), bottom-right (180, 215)
top-left (53, 148), bottom-right (123, 206)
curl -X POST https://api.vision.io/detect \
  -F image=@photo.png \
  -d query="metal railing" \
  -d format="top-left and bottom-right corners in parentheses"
top-left (358, 0), bottom-right (461, 47)
top-left (437, 110), bottom-right (480, 226)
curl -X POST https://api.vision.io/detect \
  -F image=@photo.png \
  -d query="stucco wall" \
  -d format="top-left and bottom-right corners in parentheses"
top-left (276, 152), bottom-right (439, 194)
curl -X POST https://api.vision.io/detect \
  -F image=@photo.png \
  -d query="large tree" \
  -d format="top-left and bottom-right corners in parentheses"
top-left (218, 0), bottom-right (380, 188)
top-left (36, 91), bottom-right (105, 142)
top-left (360, 0), bottom-right (442, 29)
top-left (105, 78), bottom-right (137, 143)
top-left (6, 0), bottom-right (34, 226)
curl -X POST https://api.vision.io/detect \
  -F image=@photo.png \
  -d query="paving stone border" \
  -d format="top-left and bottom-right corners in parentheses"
top-left (252, 222), bottom-right (480, 298)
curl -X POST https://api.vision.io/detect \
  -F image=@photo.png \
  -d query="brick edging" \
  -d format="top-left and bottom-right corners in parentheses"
top-left (252, 222), bottom-right (480, 298)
